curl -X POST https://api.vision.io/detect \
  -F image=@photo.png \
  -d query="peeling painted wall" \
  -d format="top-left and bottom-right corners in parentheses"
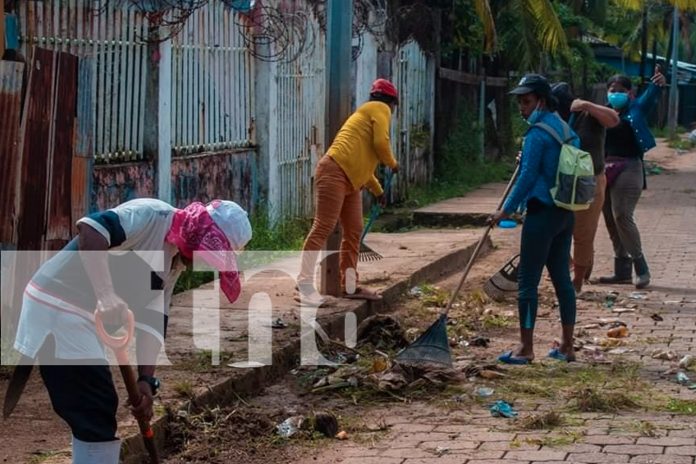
top-left (171, 151), bottom-right (256, 212)
top-left (93, 150), bottom-right (257, 212)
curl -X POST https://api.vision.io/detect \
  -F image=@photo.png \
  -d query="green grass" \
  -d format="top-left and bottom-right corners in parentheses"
top-left (651, 125), bottom-right (688, 139)
top-left (667, 136), bottom-right (696, 150)
top-left (665, 398), bottom-right (696, 415)
top-left (406, 160), bottom-right (513, 208)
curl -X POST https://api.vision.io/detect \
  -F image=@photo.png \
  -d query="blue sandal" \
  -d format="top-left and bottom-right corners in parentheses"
top-left (548, 348), bottom-right (574, 363)
top-left (497, 350), bottom-right (532, 365)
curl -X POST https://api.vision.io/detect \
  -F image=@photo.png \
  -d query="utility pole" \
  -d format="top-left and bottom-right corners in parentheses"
top-left (668, 6), bottom-right (679, 139)
top-left (321, 0), bottom-right (352, 296)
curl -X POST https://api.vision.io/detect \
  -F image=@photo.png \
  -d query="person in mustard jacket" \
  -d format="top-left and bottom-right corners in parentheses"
top-left (296, 79), bottom-right (400, 306)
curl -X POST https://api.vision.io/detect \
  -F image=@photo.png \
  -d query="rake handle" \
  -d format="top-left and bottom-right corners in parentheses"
top-left (441, 165), bottom-right (520, 316)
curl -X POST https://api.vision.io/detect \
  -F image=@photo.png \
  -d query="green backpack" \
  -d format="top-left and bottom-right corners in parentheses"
top-left (534, 121), bottom-right (596, 212)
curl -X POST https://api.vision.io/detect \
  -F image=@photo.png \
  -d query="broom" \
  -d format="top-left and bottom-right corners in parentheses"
top-left (395, 165), bottom-right (520, 367)
top-left (359, 170), bottom-right (394, 262)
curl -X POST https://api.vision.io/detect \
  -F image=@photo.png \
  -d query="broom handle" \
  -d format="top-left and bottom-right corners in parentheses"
top-left (441, 164), bottom-right (520, 316)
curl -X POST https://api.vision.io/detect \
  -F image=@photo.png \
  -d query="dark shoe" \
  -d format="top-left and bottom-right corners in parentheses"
top-left (598, 257), bottom-right (633, 284)
top-left (633, 255), bottom-right (651, 289)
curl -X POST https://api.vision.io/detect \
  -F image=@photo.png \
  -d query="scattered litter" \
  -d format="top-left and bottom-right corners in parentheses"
top-left (276, 416), bottom-right (306, 438)
top-left (357, 315), bottom-right (409, 351)
top-left (679, 355), bottom-right (696, 371)
top-left (651, 314), bottom-right (664, 322)
top-left (607, 327), bottom-right (629, 338)
top-left (313, 412), bottom-right (339, 438)
top-left (434, 446), bottom-right (450, 457)
top-left (598, 338), bottom-right (625, 349)
top-left (371, 357), bottom-right (389, 373)
top-left (336, 431), bottom-right (349, 440)
top-left (489, 400), bottom-right (518, 418)
top-left (677, 372), bottom-right (691, 385)
top-left (409, 286), bottom-right (423, 297)
top-left (612, 307), bottom-right (636, 314)
top-left (598, 318), bottom-right (625, 326)
top-left (585, 348), bottom-right (608, 364)
top-left (469, 336), bottom-right (490, 348)
top-left (271, 318), bottom-right (288, 329)
top-left (476, 387), bottom-right (495, 398)
top-left (607, 348), bottom-right (634, 355)
top-left (652, 349), bottom-right (679, 361)
top-left (479, 370), bottom-right (507, 380)
top-left (664, 300), bottom-right (682, 304)
top-left (583, 324), bottom-right (601, 330)
top-left (629, 292), bottom-right (648, 300)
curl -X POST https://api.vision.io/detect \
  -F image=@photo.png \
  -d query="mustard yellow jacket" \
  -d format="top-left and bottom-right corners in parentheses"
top-left (327, 101), bottom-right (398, 196)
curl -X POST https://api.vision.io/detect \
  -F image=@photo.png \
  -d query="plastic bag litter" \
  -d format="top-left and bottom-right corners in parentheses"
top-left (276, 416), bottom-right (306, 438)
top-left (476, 387), bottom-right (495, 397)
top-left (679, 355), bottom-right (696, 371)
top-left (489, 400), bottom-right (518, 418)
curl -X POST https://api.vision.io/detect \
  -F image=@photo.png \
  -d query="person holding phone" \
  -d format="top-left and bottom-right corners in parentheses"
top-left (598, 66), bottom-right (665, 289)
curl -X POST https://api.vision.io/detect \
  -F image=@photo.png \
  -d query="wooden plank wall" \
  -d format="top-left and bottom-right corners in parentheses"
top-left (0, 61), bottom-right (24, 244)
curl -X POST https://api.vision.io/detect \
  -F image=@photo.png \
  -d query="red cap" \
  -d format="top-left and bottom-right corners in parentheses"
top-left (370, 78), bottom-right (398, 101)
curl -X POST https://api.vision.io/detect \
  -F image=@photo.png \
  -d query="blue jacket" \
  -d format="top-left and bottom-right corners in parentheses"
top-left (503, 111), bottom-right (580, 215)
top-left (619, 82), bottom-right (662, 155)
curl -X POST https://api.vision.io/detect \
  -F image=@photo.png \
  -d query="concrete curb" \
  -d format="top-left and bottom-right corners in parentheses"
top-left (412, 211), bottom-right (490, 228)
top-left (119, 236), bottom-right (492, 463)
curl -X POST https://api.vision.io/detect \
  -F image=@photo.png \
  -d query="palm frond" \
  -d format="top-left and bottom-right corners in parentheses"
top-left (614, 0), bottom-right (644, 11)
top-left (473, 0), bottom-right (497, 52)
top-left (524, 0), bottom-right (569, 54)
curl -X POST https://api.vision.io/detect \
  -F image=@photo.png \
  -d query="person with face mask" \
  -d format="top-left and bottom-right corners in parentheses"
top-left (599, 67), bottom-right (665, 289)
top-left (551, 83), bottom-right (620, 294)
top-left (489, 74), bottom-right (580, 364)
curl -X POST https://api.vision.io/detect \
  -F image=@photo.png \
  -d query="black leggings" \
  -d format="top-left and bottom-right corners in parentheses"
top-left (40, 363), bottom-right (119, 442)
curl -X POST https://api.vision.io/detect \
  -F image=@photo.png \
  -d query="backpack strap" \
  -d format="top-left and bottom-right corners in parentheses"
top-left (534, 121), bottom-right (577, 145)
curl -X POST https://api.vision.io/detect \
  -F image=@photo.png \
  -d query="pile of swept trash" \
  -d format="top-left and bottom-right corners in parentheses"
top-left (292, 315), bottom-right (506, 399)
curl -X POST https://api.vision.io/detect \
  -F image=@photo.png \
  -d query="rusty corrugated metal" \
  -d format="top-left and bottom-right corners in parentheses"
top-left (17, 48), bottom-right (55, 250)
top-left (72, 58), bottom-right (95, 229)
top-left (0, 61), bottom-right (25, 244)
top-left (45, 51), bottom-right (78, 246)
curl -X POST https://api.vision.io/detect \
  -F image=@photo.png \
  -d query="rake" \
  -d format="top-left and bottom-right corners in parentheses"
top-left (359, 170), bottom-right (394, 263)
top-left (395, 165), bottom-right (520, 367)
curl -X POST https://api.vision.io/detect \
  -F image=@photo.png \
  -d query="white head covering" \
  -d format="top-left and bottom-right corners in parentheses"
top-left (205, 200), bottom-right (253, 250)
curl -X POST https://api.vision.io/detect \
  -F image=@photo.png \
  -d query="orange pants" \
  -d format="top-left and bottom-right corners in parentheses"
top-left (298, 156), bottom-right (363, 291)
top-left (573, 172), bottom-right (607, 268)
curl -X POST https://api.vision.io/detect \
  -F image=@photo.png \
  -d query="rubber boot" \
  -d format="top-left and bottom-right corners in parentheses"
top-left (72, 437), bottom-right (121, 464)
top-left (573, 265), bottom-right (591, 294)
top-left (598, 257), bottom-right (633, 284)
top-left (633, 255), bottom-right (651, 289)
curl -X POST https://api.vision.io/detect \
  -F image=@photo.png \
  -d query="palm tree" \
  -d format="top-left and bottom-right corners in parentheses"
top-left (472, 0), bottom-right (569, 71)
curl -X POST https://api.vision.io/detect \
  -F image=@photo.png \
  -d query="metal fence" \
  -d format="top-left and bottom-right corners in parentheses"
top-left (170, 2), bottom-right (255, 156)
top-left (270, 10), bottom-right (325, 220)
top-left (17, 0), bottom-right (149, 162)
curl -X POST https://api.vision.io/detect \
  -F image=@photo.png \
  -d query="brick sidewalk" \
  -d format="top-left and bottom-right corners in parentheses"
top-left (302, 145), bottom-right (696, 464)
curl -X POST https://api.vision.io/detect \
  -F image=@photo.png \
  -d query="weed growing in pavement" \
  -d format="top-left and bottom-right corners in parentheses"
top-left (567, 387), bottom-right (640, 413)
top-left (630, 420), bottom-right (662, 437)
top-left (517, 411), bottom-right (565, 430)
top-left (522, 429), bottom-right (585, 448)
top-left (665, 398), bottom-right (696, 415)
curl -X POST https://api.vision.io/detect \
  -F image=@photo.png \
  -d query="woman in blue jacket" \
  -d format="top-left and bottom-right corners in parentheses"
top-left (490, 74), bottom-right (579, 364)
top-left (598, 67), bottom-right (665, 289)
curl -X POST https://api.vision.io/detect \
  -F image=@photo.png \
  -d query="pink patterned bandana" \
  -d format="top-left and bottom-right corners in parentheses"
top-left (166, 202), bottom-right (241, 303)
